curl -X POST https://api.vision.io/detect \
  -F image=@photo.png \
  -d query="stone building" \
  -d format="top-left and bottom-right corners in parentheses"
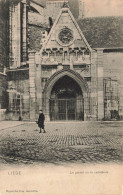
top-left (0, 0), bottom-right (123, 121)
top-left (0, 0), bottom-right (9, 120)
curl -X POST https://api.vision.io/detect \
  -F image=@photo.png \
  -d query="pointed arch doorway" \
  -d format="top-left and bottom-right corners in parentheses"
top-left (50, 75), bottom-right (84, 120)
top-left (43, 69), bottom-right (89, 121)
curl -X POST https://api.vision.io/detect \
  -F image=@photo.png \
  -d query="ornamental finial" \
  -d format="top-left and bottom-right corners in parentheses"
top-left (62, 1), bottom-right (69, 8)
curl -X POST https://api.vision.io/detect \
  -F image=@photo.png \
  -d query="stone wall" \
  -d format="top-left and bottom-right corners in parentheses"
top-left (0, 73), bottom-right (7, 110)
top-left (44, 0), bottom-right (79, 24)
top-left (0, 1), bottom-right (9, 120)
top-left (28, 24), bottom-right (43, 52)
top-left (21, 1), bottom-right (27, 62)
top-left (0, 73), bottom-right (7, 120)
top-left (44, 1), bottom-right (66, 24)
top-left (0, 20), bottom-right (5, 72)
top-left (0, 0), bottom-right (9, 70)
top-left (103, 51), bottom-right (123, 119)
top-left (103, 51), bottom-right (123, 81)
top-left (7, 70), bottom-right (30, 120)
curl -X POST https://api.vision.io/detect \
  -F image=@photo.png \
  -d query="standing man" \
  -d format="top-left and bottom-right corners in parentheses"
top-left (38, 110), bottom-right (46, 133)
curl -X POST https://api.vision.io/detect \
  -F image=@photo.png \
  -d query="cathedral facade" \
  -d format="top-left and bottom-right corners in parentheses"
top-left (0, 0), bottom-right (123, 121)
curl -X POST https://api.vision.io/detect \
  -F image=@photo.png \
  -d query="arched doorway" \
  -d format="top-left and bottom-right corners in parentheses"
top-left (43, 69), bottom-right (89, 121)
top-left (50, 75), bottom-right (84, 120)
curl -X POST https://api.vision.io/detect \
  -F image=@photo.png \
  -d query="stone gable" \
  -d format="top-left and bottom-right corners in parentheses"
top-left (42, 7), bottom-right (91, 51)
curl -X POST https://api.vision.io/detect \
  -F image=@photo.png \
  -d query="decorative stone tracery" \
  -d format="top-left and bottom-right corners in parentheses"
top-left (42, 47), bottom-right (91, 65)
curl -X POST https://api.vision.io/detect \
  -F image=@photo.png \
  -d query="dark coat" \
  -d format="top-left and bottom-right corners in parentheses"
top-left (38, 113), bottom-right (45, 128)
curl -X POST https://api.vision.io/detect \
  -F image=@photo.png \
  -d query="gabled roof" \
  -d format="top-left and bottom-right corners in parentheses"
top-left (78, 16), bottom-right (123, 49)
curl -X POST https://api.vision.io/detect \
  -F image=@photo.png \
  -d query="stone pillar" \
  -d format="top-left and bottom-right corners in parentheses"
top-left (84, 95), bottom-right (90, 121)
top-left (9, 2), bottom-right (21, 68)
top-left (29, 51), bottom-right (36, 121)
top-left (16, 2), bottom-right (21, 67)
top-left (97, 49), bottom-right (104, 120)
top-left (9, 5), bottom-right (12, 67)
top-left (35, 53), bottom-right (42, 118)
top-left (90, 50), bottom-right (98, 120)
top-left (45, 98), bottom-right (50, 122)
top-left (21, 0), bottom-right (27, 62)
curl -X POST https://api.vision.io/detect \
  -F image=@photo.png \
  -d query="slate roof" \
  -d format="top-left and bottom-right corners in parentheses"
top-left (78, 16), bottom-right (123, 48)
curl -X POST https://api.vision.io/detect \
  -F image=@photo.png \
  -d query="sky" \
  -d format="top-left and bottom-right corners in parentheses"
top-left (84, 0), bottom-right (123, 17)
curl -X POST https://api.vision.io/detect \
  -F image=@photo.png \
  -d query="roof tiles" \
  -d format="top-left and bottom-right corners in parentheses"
top-left (78, 16), bottom-right (123, 48)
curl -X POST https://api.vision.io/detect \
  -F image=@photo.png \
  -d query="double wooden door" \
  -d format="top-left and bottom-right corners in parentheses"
top-left (50, 98), bottom-right (84, 121)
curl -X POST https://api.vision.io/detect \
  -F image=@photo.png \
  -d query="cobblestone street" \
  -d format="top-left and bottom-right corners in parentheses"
top-left (0, 121), bottom-right (123, 166)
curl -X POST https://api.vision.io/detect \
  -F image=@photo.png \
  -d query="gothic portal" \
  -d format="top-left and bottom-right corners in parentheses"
top-left (50, 75), bottom-right (84, 121)
top-left (42, 69), bottom-right (89, 121)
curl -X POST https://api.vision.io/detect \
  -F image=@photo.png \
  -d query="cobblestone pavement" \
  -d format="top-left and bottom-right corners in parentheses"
top-left (0, 121), bottom-right (123, 166)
